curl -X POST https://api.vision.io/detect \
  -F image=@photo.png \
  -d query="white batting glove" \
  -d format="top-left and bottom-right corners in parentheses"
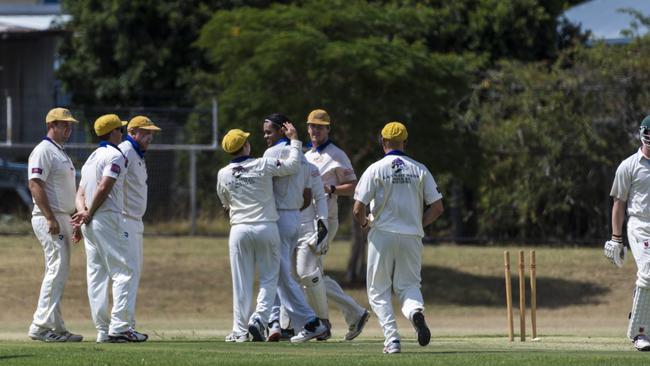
top-left (603, 240), bottom-right (627, 268)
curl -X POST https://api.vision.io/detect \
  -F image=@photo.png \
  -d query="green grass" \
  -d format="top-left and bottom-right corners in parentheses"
top-left (0, 337), bottom-right (647, 366)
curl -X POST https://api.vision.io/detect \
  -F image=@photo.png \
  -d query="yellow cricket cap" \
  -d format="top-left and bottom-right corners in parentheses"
top-left (45, 108), bottom-right (78, 124)
top-left (381, 121), bottom-right (408, 142)
top-left (94, 114), bottom-right (127, 136)
top-left (128, 115), bottom-right (162, 131)
top-left (222, 129), bottom-right (250, 153)
top-left (306, 109), bottom-right (330, 125)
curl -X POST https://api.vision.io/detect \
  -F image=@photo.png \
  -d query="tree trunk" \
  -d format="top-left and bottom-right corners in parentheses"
top-left (345, 217), bottom-right (367, 286)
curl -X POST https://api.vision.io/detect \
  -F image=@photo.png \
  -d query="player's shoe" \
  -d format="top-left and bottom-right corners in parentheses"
top-left (316, 319), bottom-right (331, 341)
top-left (225, 332), bottom-right (249, 343)
top-left (96, 332), bottom-right (110, 343)
top-left (383, 340), bottom-right (401, 354)
top-left (634, 335), bottom-right (650, 351)
top-left (248, 317), bottom-right (267, 342)
top-left (344, 309), bottom-right (369, 341)
top-left (108, 328), bottom-right (148, 343)
top-left (280, 328), bottom-right (295, 340)
top-left (56, 330), bottom-right (83, 342)
top-left (410, 310), bottom-right (431, 346)
top-left (267, 321), bottom-right (281, 342)
top-left (290, 318), bottom-right (328, 343)
top-left (28, 328), bottom-right (67, 342)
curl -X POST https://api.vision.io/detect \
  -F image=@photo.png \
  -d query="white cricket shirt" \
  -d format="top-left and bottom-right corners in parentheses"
top-left (354, 151), bottom-right (442, 238)
top-left (263, 138), bottom-right (310, 210)
top-left (119, 137), bottom-right (148, 219)
top-left (304, 140), bottom-right (357, 220)
top-left (300, 162), bottom-right (329, 223)
top-left (79, 142), bottom-right (128, 214)
top-left (611, 148), bottom-right (650, 220)
top-left (217, 139), bottom-right (302, 225)
top-left (28, 138), bottom-right (77, 215)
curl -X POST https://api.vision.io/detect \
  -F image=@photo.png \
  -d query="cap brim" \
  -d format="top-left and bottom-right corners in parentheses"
top-left (306, 120), bottom-right (330, 125)
top-left (121, 121), bottom-right (128, 126)
top-left (138, 125), bottom-right (162, 131)
top-left (48, 117), bottom-right (79, 123)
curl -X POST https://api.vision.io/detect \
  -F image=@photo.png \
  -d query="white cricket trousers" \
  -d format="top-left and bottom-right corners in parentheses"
top-left (269, 211), bottom-right (317, 328)
top-left (30, 214), bottom-right (72, 333)
top-left (366, 228), bottom-right (424, 345)
top-left (123, 216), bottom-right (144, 328)
top-left (229, 222), bottom-right (281, 335)
top-left (82, 211), bottom-right (133, 335)
top-left (627, 217), bottom-right (650, 288)
top-left (320, 218), bottom-right (366, 326)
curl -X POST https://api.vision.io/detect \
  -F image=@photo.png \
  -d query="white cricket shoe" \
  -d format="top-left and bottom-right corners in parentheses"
top-left (97, 332), bottom-right (110, 343)
top-left (290, 319), bottom-right (328, 343)
top-left (634, 335), bottom-right (650, 351)
top-left (108, 328), bottom-right (148, 343)
top-left (267, 321), bottom-right (281, 342)
top-left (248, 317), bottom-right (267, 342)
top-left (383, 340), bottom-right (401, 354)
top-left (344, 309), bottom-right (370, 341)
top-left (28, 328), bottom-right (67, 342)
top-left (225, 332), bottom-right (249, 343)
top-left (56, 331), bottom-right (83, 342)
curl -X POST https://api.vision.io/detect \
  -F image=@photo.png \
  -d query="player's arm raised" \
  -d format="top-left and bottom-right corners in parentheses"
top-left (269, 122), bottom-right (302, 177)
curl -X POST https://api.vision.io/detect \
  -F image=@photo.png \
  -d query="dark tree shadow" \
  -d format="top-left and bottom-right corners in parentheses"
top-left (0, 355), bottom-right (33, 360)
top-left (328, 264), bottom-right (609, 309)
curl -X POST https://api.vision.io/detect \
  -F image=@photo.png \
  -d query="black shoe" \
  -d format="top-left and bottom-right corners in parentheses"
top-left (411, 311), bottom-right (430, 346)
top-left (316, 319), bottom-right (331, 341)
top-left (280, 328), bottom-right (295, 340)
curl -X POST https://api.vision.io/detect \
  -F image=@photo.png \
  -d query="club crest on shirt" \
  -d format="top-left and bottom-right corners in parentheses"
top-left (32, 167), bottom-right (43, 174)
top-left (644, 240), bottom-right (649, 249)
top-left (391, 158), bottom-right (405, 174)
top-left (110, 163), bottom-right (121, 174)
top-left (232, 166), bottom-right (248, 178)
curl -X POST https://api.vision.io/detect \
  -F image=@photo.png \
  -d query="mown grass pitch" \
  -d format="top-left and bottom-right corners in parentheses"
top-left (0, 337), bottom-right (648, 366)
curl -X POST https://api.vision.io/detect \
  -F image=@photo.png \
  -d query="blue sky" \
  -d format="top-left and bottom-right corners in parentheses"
top-left (563, 0), bottom-right (650, 40)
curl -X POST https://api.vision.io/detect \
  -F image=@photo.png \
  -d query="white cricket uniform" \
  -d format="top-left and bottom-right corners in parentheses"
top-left (611, 149), bottom-right (650, 288)
top-left (28, 138), bottom-right (76, 334)
top-left (295, 162), bottom-right (330, 319)
top-left (305, 140), bottom-right (366, 326)
top-left (79, 142), bottom-right (133, 336)
top-left (216, 139), bottom-right (302, 336)
top-left (119, 137), bottom-right (148, 328)
top-left (354, 150), bottom-right (442, 346)
top-left (263, 139), bottom-right (318, 329)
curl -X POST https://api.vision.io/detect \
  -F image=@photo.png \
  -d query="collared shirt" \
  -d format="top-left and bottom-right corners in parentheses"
top-left (263, 138), bottom-right (310, 210)
top-left (79, 142), bottom-right (128, 214)
top-left (28, 137), bottom-right (76, 215)
top-left (354, 151), bottom-right (442, 238)
top-left (217, 139), bottom-right (302, 225)
top-left (119, 137), bottom-right (148, 219)
top-left (300, 162), bottom-right (329, 223)
top-left (611, 148), bottom-right (650, 219)
top-left (304, 140), bottom-right (357, 220)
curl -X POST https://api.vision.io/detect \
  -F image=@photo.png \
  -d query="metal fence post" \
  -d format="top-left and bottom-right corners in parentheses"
top-left (189, 149), bottom-right (197, 235)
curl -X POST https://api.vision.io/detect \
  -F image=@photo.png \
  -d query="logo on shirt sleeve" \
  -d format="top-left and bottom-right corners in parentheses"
top-left (110, 163), bottom-right (121, 174)
top-left (32, 167), bottom-right (43, 174)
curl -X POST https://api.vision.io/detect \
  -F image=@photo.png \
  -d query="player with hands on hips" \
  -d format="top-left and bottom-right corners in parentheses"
top-left (217, 122), bottom-right (304, 342)
top-left (353, 122), bottom-right (444, 354)
top-left (608, 115), bottom-right (650, 351)
top-left (27, 108), bottom-right (83, 343)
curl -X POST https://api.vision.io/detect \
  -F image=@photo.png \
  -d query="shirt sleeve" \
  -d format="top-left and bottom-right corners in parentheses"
top-left (264, 140), bottom-right (302, 177)
top-left (353, 167), bottom-right (375, 205)
top-left (423, 168), bottom-right (443, 205)
top-left (216, 171), bottom-right (231, 209)
top-left (334, 150), bottom-right (357, 183)
top-left (610, 160), bottom-right (631, 201)
top-left (28, 146), bottom-right (51, 181)
top-left (102, 152), bottom-right (126, 179)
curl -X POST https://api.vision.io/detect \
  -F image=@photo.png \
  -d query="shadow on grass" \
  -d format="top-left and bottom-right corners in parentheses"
top-left (328, 265), bottom-right (608, 309)
top-left (0, 355), bottom-right (33, 360)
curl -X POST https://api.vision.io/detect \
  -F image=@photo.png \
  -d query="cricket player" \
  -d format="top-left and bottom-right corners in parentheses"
top-left (606, 115), bottom-right (650, 351)
top-left (118, 115), bottom-right (161, 329)
top-left (217, 123), bottom-right (313, 342)
top-left (27, 108), bottom-right (83, 342)
top-left (72, 114), bottom-right (147, 343)
top-left (353, 121), bottom-right (443, 354)
top-left (262, 113), bottom-right (328, 342)
top-left (304, 109), bottom-right (369, 340)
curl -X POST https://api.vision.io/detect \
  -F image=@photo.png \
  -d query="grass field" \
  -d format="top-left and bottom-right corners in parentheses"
top-left (0, 235), bottom-right (644, 364)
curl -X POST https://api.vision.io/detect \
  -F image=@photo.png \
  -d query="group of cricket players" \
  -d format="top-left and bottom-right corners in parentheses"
top-left (27, 104), bottom-right (650, 353)
top-left (28, 108), bottom-right (159, 343)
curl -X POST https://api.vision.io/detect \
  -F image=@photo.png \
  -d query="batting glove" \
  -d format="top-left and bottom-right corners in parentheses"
top-left (604, 240), bottom-right (627, 268)
top-left (307, 219), bottom-right (329, 255)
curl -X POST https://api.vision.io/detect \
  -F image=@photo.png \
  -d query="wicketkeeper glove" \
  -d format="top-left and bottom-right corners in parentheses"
top-left (603, 239), bottom-right (627, 268)
top-left (307, 219), bottom-right (329, 255)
